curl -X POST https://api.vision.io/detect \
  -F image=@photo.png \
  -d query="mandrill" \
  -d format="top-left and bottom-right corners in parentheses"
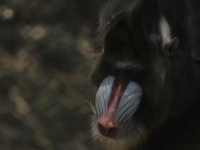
top-left (90, 0), bottom-right (200, 150)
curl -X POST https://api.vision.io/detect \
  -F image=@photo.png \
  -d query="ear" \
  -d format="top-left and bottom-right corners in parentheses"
top-left (102, 19), bottom-right (110, 27)
top-left (164, 37), bottom-right (179, 57)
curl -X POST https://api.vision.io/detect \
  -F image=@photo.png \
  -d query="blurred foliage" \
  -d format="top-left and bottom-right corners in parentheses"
top-left (0, 0), bottom-right (106, 150)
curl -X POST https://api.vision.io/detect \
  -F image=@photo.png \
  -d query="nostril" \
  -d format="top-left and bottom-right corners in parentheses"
top-left (98, 122), bottom-right (115, 136)
top-left (98, 123), bottom-right (105, 134)
top-left (98, 118), bottom-right (120, 139)
top-left (108, 127), bottom-right (115, 133)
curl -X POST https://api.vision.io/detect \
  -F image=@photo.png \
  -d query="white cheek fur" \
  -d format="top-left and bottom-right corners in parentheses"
top-left (160, 16), bottom-right (171, 47)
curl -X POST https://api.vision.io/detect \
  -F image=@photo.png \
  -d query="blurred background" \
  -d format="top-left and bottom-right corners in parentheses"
top-left (0, 0), bottom-right (106, 150)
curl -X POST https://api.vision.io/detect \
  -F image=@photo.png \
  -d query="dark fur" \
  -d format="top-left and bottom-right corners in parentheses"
top-left (90, 0), bottom-right (200, 149)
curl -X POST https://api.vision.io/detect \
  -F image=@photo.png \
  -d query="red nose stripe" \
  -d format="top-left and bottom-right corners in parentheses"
top-left (98, 75), bottom-right (130, 138)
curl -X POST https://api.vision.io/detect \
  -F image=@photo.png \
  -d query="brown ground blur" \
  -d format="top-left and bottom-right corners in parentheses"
top-left (0, 0), bottom-right (106, 150)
